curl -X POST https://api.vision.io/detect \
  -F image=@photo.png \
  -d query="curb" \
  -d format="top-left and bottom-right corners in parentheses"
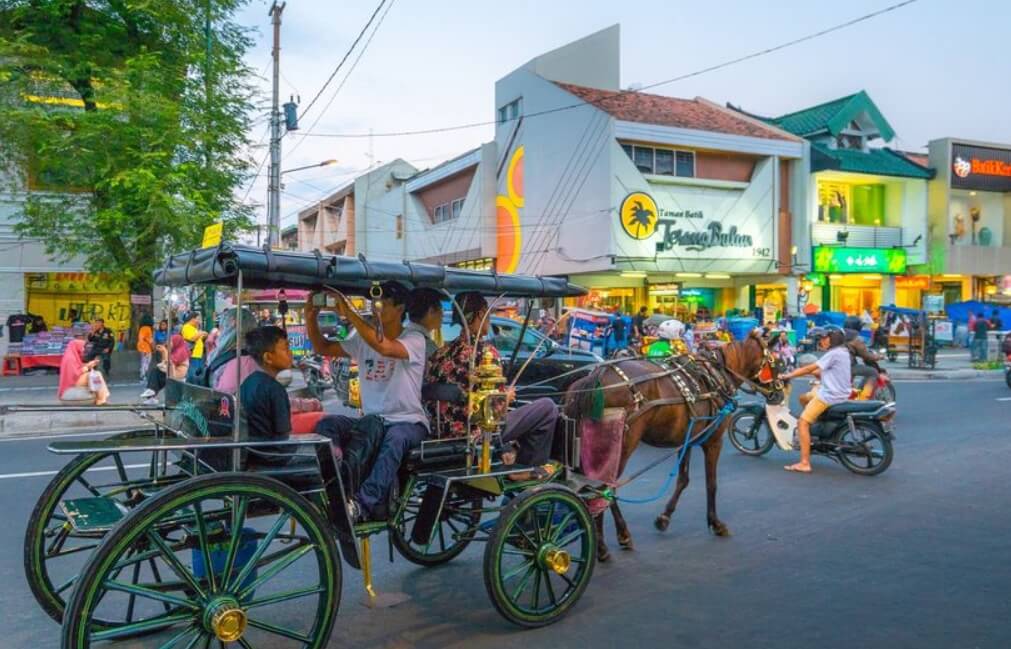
top-left (887, 369), bottom-right (1003, 381)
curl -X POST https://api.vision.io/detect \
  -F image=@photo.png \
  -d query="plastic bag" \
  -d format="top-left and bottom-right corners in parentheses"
top-left (88, 369), bottom-right (103, 393)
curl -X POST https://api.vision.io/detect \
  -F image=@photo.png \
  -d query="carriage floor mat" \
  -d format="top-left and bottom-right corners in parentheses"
top-left (410, 484), bottom-right (444, 545)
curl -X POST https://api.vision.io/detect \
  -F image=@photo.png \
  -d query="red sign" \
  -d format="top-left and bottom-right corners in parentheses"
top-left (895, 276), bottom-right (929, 290)
top-left (969, 158), bottom-right (1011, 178)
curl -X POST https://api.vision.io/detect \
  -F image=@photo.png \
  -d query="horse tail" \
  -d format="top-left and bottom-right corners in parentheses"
top-left (564, 364), bottom-right (609, 422)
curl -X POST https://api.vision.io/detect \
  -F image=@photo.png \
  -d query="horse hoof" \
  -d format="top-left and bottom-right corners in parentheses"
top-left (709, 521), bottom-right (731, 537)
top-left (618, 534), bottom-right (634, 550)
top-left (597, 547), bottom-right (611, 563)
top-left (654, 515), bottom-right (670, 532)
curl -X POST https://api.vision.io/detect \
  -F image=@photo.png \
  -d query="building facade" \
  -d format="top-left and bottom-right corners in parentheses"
top-left (740, 91), bottom-right (933, 315)
top-left (925, 138), bottom-right (1011, 303)
top-left (493, 26), bottom-right (808, 319)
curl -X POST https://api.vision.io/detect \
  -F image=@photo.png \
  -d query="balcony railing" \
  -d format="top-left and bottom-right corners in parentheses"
top-left (811, 222), bottom-right (903, 248)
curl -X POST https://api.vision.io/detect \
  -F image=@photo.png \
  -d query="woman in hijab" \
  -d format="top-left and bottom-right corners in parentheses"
top-left (59, 339), bottom-right (110, 405)
top-left (204, 307), bottom-right (259, 392)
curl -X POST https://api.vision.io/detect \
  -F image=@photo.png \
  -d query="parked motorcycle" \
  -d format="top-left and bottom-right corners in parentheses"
top-left (297, 353), bottom-right (330, 400)
top-left (727, 390), bottom-right (896, 476)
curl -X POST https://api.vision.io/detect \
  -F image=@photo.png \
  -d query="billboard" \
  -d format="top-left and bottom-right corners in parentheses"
top-left (950, 143), bottom-right (1011, 193)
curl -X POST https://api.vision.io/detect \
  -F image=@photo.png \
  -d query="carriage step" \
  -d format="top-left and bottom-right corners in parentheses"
top-left (61, 497), bottom-right (126, 532)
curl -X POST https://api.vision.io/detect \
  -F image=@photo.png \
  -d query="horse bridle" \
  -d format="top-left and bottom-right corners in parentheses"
top-left (712, 335), bottom-right (785, 400)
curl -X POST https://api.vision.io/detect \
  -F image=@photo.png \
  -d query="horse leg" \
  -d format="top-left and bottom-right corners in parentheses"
top-left (703, 438), bottom-right (730, 536)
top-left (610, 500), bottom-right (633, 550)
top-left (654, 448), bottom-right (691, 531)
top-left (595, 513), bottom-right (611, 562)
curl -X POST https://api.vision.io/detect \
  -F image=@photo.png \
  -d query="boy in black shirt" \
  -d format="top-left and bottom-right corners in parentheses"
top-left (240, 326), bottom-right (294, 465)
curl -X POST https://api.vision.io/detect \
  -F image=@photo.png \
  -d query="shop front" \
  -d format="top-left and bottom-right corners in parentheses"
top-left (811, 245), bottom-right (908, 314)
top-left (926, 138), bottom-right (1011, 300)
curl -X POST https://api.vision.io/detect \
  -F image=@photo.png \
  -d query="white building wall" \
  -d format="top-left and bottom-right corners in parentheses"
top-left (352, 160), bottom-right (418, 262)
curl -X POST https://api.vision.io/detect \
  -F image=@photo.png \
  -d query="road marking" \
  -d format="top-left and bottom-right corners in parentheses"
top-left (0, 462), bottom-right (149, 480)
top-left (997, 397), bottom-right (1011, 401)
top-left (0, 382), bottom-right (141, 393)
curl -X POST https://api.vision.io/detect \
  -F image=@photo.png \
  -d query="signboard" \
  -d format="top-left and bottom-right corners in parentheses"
top-left (895, 276), bottom-right (930, 290)
top-left (130, 294), bottom-right (152, 305)
top-left (613, 158), bottom-right (776, 273)
top-left (286, 324), bottom-right (310, 358)
top-left (812, 246), bottom-right (907, 274)
top-left (922, 294), bottom-right (945, 313)
top-left (201, 222), bottom-right (223, 249)
top-left (950, 143), bottom-right (1011, 193)
top-left (933, 320), bottom-right (953, 342)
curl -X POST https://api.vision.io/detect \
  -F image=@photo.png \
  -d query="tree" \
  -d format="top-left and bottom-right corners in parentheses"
top-left (0, 0), bottom-right (256, 335)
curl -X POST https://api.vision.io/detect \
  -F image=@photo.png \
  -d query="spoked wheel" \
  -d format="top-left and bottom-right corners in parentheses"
top-left (837, 423), bottom-right (893, 476)
top-left (391, 478), bottom-right (482, 567)
top-left (727, 410), bottom-right (775, 456)
top-left (483, 485), bottom-right (596, 628)
top-left (62, 472), bottom-right (341, 649)
top-left (24, 428), bottom-right (188, 627)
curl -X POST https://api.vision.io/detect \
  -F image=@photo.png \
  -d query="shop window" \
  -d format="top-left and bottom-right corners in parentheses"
top-left (633, 146), bottom-right (654, 174)
top-left (817, 181), bottom-right (885, 225)
top-left (676, 151), bottom-right (695, 178)
top-left (654, 149), bottom-right (675, 175)
top-left (621, 143), bottom-right (633, 159)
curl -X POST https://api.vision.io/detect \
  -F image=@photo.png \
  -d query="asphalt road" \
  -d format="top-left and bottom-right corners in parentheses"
top-left (0, 378), bottom-right (1008, 649)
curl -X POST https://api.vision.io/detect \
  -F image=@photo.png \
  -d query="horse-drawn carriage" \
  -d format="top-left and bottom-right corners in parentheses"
top-left (20, 244), bottom-right (612, 648)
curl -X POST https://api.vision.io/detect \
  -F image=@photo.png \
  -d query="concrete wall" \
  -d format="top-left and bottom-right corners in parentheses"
top-left (519, 24), bottom-right (620, 92)
top-left (352, 160), bottom-right (418, 262)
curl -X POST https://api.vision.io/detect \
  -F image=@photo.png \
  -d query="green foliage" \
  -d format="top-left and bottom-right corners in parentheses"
top-left (0, 0), bottom-right (256, 289)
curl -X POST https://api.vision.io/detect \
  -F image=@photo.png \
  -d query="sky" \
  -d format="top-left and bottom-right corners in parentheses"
top-left (232, 0), bottom-right (1011, 232)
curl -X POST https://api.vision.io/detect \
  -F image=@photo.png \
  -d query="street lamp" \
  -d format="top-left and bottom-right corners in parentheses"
top-left (281, 159), bottom-right (338, 176)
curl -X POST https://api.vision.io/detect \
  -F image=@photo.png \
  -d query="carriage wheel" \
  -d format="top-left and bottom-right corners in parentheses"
top-left (24, 428), bottom-right (189, 628)
top-left (483, 485), bottom-right (595, 627)
top-left (727, 410), bottom-right (775, 457)
top-left (62, 472), bottom-right (340, 649)
top-left (390, 477), bottom-right (482, 567)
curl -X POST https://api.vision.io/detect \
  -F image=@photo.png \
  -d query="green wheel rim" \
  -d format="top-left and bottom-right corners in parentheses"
top-left (391, 477), bottom-right (482, 567)
top-left (24, 429), bottom-right (188, 628)
top-left (484, 487), bottom-right (595, 627)
top-left (62, 473), bottom-right (340, 649)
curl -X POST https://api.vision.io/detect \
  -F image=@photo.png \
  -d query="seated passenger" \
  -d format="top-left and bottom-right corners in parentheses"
top-left (426, 292), bottom-right (557, 481)
top-left (239, 326), bottom-right (295, 466)
top-left (305, 282), bottom-right (428, 522)
top-left (405, 287), bottom-right (444, 361)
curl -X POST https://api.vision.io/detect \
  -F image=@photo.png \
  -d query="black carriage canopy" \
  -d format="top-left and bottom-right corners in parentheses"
top-left (153, 244), bottom-right (587, 298)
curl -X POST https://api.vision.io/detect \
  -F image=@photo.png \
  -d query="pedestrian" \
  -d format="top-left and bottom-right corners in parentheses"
top-left (139, 334), bottom-right (190, 403)
top-left (971, 311), bottom-right (989, 362)
top-left (990, 309), bottom-right (1003, 331)
top-left (180, 311), bottom-right (208, 382)
top-left (258, 308), bottom-right (274, 327)
top-left (611, 309), bottom-right (626, 350)
top-left (683, 322), bottom-right (695, 353)
top-left (633, 306), bottom-right (648, 339)
top-left (85, 318), bottom-right (115, 376)
top-left (154, 319), bottom-right (169, 346)
top-left (59, 339), bottom-right (109, 405)
top-left (137, 314), bottom-right (154, 381)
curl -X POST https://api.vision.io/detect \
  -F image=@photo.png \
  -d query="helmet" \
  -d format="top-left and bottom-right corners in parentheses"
top-left (843, 315), bottom-right (862, 332)
top-left (656, 319), bottom-right (686, 341)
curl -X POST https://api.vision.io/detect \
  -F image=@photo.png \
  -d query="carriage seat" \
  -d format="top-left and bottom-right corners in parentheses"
top-left (421, 382), bottom-right (466, 404)
top-left (247, 452), bottom-right (323, 491)
top-left (822, 400), bottom-right (886, 420)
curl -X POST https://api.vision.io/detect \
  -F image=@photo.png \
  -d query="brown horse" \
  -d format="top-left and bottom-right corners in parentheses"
top-left (564, 332), bottom-right (783, 561)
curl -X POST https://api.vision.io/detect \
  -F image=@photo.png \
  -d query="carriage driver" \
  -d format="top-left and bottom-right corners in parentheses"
top-left (305, 282), bottom-right (429, 523)
top-left (426, 292), bottom-right (558, 481)
top-left (779, 327), bottom-right (851, 474)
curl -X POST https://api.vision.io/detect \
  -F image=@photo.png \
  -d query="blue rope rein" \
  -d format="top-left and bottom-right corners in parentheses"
top-left (616, 400), bottom-right (737, 505)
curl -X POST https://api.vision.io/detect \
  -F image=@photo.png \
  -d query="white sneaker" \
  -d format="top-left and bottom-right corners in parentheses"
top-left (143, 397), bottom-right (160, 406)
top-left (139, 389), bottom-right (156, 399)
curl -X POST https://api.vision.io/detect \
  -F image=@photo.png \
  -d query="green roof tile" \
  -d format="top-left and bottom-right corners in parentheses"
top-left (768, 91), bottom-right (895, 141)
top-left (811, 144), bottom-right (933, 179)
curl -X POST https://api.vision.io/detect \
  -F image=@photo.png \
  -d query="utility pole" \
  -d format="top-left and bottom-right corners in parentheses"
top-left (266, 1), bottom-right (285, 248)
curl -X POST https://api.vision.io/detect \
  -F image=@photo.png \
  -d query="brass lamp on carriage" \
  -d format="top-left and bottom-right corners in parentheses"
top-left (470, 348), bottom-right (509, 473)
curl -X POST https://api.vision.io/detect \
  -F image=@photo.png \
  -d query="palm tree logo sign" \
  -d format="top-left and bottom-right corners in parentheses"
top-left (619, 192), bottom-right (659, 240)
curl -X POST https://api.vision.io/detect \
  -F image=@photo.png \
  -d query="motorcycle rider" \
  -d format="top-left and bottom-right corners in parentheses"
top-left (781, 327), bottom-right (851, 474)
top-left (646, 319), bottom-right (688, 358)
top-left (843, 315), bottom-right (883, 400)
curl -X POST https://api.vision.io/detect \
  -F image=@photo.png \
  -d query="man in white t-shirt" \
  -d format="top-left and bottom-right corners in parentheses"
top-left (780, 327), bottom-right (851, 474)
top-left (305, 282), bottom-right (428, 521)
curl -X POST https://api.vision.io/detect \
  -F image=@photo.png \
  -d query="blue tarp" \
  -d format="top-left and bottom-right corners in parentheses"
top-left (945, 301), bottom-right (1009, 329)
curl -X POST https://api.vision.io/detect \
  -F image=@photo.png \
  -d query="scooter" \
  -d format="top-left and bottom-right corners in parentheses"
top-left (297, 353), bottom-right (330, 400)
top-left (727, 384), bottom-right (896, 476)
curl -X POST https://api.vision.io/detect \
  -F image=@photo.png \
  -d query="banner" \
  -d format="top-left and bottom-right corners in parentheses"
top-left (25, 272), bottom-right (131, 333)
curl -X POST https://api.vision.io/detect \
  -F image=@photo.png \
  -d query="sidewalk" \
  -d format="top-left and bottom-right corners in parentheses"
top-left (880, 348), bottom-right (1003, 380)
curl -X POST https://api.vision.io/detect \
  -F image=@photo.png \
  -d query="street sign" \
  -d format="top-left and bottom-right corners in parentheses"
top-left (812, 246), bottom-right (907, 274)
top-left (201, 222), bottom-right (223, 249)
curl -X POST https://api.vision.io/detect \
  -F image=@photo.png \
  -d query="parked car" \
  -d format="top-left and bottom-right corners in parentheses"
top-left (440, 315), bottom-right (601, 402)
top-left (331, 315), bottom-right (600, 407)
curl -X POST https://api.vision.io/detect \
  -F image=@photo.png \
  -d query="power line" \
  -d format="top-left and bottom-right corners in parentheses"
top-left (294, 0), bottom-right (919, 140)
top-left (296, 0), bottom-right (388, 122)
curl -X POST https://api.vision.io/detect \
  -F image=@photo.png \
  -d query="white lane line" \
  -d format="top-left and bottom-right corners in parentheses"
top-left (996, 397), bottom-right (1011, 401)
top-left (0, 462), bottom-right (149, 480)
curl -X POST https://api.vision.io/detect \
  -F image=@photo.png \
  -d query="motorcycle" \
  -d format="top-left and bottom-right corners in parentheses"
top-left (297, 353), bottom-right (330, 400)
top-left (854, 367), bottom-right (896, 403)
top-left (727, 386), bottom-right (896, 476)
